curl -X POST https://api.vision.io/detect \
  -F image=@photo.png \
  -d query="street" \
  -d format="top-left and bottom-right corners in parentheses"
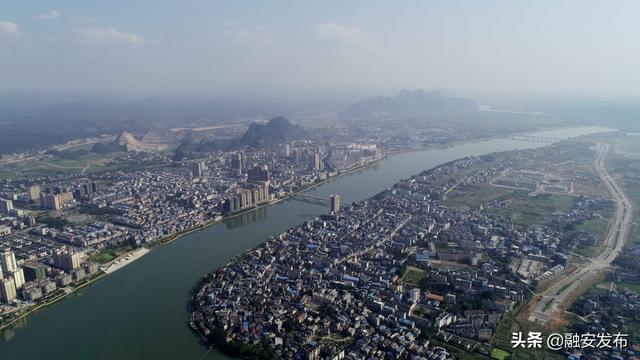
top-left (528, 143), bottom-right (634, 324)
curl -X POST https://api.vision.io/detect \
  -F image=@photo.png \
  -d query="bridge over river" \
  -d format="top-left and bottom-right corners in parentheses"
top-left (508, 135), bottom-right (560, 143)
top-left (0, 126), bottom-right (610, 360)
top-left (290, 193), bottom-right (350, 209)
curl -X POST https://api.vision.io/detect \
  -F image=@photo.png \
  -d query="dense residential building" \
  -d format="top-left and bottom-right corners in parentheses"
top-left (11, 268), bottom-right (25, 289)
top-left (224, 184), bottom-right (270, 214)
top-left (0, 249), bottom-right (25, 291)
top-left (53, 249), bottom-right (82, 272)
top-left (247, 165), bottom-right (270, 183)
top-left (1, 249), bottom-right (18, 273)
top-left (308, 152), bottom-right (321, 170)
top-left (330, 194), bottom-right (340, 214)
top-left (39, 192), bottom-right (62, 210)
top-left (0, 225), bottom-right (11, 237)
top-left (28, 185), bottom-right (41, 201)
top-left (184, 144), bottom-right (625, 359)
top-left (231, 152), bottom-right (246, 172)
top-left (0, 198), bottom-right (13, 214)
top-left (23, 263), bottom-right (47, 282)
top-left (74, 181), bottom-right (101, 198)
top-left (192, 156), bottom-right (536, 358)
top-left (0, 277), bottom-right (17, 303)
top-left (191, 161), bottom-right (205, 177)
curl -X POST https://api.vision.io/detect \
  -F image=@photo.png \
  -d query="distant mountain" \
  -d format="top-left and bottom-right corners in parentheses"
top-left (90, 142), bottom-right (126, 154)
top-left (175, 116), bottom-right (307, 160)
top-left (0, 94), bottom-right (336, 154)
top-left (115, 131), bottom-right (145, 151)
top-left (141, 128), bottom-right (177, 144)
top-left (92, 130), bottom-right (173, 153)
top-left (340, 89), bottom-right (478, 119)
top-left (173, 137), bottom-right (235, 160)
top-left (239, 117), bottom-right (309, 148)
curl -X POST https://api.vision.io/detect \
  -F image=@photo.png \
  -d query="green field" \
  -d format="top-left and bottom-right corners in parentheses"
top-left (492, 301), bottom-right (565, 360)
top-left (444, 179), bottom-right (576, 231)
top-left (37, 216), bottom-right (71, 230)
top-left (77, 205), bottom-right (121, 222)
top-left (491, 348), bottom-right (510, 360)
top-left (400, 267), bottom-right (427, 286)
top-left (528, 142), bottom-right (595, 165)
top-left (492, 310), bottom-right (516, 351)
top-left (426, 336), bottom-right (491, 360)
top-left (444, 184), bottom-right (519, 209)
top-left (0, 150), bottom-right (125, 179)
top-left (487, 192), bottom-right (575, 229)
top-left (88, 245), bottom-right (133, 264)
top-left (576, 204), bottom-right (614, 237)
top-left (620, 282), bottom-right (640, 293)
top-left (583, 281), bottom-right (611, 297)
top-left (0, 149), bottom-right (175, 179)
top-left (573, 209), bottom-right (614, 257)
top-left (575, 217), bottom-right (611, 238)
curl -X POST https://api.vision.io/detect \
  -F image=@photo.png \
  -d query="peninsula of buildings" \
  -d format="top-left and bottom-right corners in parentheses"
top-left (191, 138), bottom-right (637, 360)
top-left (0, 106), bottom-right (635, 359)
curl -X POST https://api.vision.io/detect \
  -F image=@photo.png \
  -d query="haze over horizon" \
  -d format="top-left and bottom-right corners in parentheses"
top-left (2, 1), bottom-right (640, 100)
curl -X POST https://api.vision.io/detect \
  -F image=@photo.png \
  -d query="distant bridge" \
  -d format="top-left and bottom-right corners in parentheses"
top-left (509, 135), bottom-right (560, 144)
top-left (290, 193), bottom-right (349, 209)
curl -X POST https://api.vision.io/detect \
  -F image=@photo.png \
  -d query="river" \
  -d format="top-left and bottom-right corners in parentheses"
top-left (0, 126), bottom-right (611, 359)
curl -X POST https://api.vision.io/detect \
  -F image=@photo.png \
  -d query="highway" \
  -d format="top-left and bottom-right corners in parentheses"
top-left (527, 143), bottom-right (634, 324)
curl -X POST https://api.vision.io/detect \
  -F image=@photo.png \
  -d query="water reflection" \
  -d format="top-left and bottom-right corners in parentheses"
top-left (223, 205), bottom-right (268, 229)
top-left (2, 316), bottom-right (27, 342)
top-left (0, 126), bottom-right (614, 360)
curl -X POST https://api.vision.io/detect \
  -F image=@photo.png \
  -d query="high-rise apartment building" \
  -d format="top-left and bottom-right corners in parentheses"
top-left (23, 263), bottom-right (47, 282)
top-left (247, 165), bottom-right (270, 183)
top-left (40, 192), bottom-right (61, 210)
top-left (231, 152), bottom-right (246, 172)
top-left (191, 161), bottom-right (205, 177)
top-left (75, 181), bottom-right (102, 198)
top-left (1, 249), bottom-right (18, 274)
top-left (0, 278), bottom-right (16, 303)
top-left (309, 152), bottom-right (321, 170)
top-left (11, 268), bottom-right (25, 289)
top-left (28, 185), bottom-right (41, 201)
top-left (330, 194), bottom-right (341, 214)
top-left (224, 184), bottom-right (270, 214)
top-left (0, 198), bottom-right (13, 214)
top-left (53, 250), bottom-right (82, 272)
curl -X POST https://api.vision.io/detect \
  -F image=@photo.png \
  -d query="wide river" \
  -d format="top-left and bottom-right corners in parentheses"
top-left (0, 126), bottom-right (610, 359)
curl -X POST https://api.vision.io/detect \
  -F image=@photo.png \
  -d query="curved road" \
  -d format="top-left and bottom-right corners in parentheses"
top-left (528, 143), bottom-right (634, 324)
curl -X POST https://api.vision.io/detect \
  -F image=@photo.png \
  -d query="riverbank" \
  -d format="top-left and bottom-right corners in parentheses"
top-left (0, 127), bottom-right (609, 333)
top-left (103, 248), bottom-right (150, 274)
top-left (152, 155), bottom-right (388, 248)
top-left (0, 270), bottom-right (107, 331)
top-left (0, 126), bottom-right (616, 360)
top-left (0, 143), bottom-right (497, 332)
top-left (0, 154), bottom-right (387, 332)
top-left (188, 141), bottom-right (525, 358)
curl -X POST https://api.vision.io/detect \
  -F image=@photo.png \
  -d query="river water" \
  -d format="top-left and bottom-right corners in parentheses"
top-left (0, 127), bottom-right (611, 359)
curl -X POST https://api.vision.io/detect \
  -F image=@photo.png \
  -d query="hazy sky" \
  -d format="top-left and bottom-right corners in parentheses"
top-left (1, 1), bottom-right (639, 97)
